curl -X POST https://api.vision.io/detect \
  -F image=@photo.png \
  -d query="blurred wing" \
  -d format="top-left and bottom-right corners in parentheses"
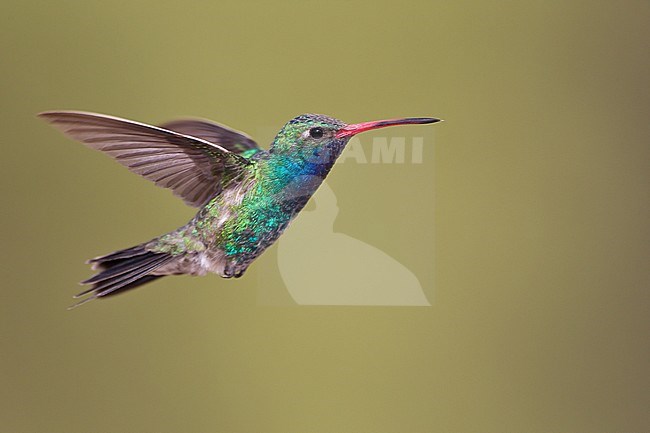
top-left (39, 111), bottom-right (253, 207)
top-left (159, 118), bottom-right (262, 156)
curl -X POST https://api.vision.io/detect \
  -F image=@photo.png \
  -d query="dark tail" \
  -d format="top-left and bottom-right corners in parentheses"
top-left (70, 245), bottom-right (173, 309)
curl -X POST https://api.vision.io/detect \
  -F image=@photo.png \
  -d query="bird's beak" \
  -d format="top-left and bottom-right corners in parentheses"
top-left (335, 117), bottom-right (441, 139)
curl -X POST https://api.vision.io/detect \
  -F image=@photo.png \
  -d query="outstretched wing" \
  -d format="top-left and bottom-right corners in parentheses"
top-left (159, 118), bottom-right (262, 156)
top-left (39, 111), bottom-right (253, 207)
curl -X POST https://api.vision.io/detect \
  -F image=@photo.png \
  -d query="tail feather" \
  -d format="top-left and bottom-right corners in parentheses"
top-left (81, 253), bottom-right (169, 285)
top-left (87, 245), bottom-right (152, 268)
top-left (81, 256), bottom-right (170, 298)
top-left (71, 245), bottom-right (173, 309)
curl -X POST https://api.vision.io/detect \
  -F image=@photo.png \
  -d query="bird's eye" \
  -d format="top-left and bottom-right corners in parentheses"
top-left (309, 127), bottom-right (324, 139)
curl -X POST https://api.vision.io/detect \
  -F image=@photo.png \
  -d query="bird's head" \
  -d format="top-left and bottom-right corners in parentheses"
top-left (270, 113), bottom-right (441, 166)
top-left (265, 113), bottom-right (441, 208)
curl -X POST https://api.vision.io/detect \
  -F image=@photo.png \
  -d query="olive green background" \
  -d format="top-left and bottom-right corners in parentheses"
top-left (1, 1), bottom-right (649, 432)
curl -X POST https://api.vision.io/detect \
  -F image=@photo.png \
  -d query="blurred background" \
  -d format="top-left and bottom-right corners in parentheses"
top-left (1, 1), bottom-right (649, 432)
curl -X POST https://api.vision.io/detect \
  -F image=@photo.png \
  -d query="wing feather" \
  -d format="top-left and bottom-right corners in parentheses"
top-left (159, 118), bottom-right (261, 155)
top-left (39, 111), bottom-right (253, 207)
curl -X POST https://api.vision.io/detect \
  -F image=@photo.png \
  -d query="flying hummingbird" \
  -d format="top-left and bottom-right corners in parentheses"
top-left (39, 111), bottom-right (441, 307)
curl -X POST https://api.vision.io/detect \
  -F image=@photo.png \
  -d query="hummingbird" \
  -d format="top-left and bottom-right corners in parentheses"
top-left (39, 111), bottom-right (441, 307)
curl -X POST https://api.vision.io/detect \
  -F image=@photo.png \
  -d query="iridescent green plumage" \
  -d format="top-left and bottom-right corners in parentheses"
top-left (39, 110), bottom-right (440, 307)
top-left (149, 115), bottom-right (348, 277)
